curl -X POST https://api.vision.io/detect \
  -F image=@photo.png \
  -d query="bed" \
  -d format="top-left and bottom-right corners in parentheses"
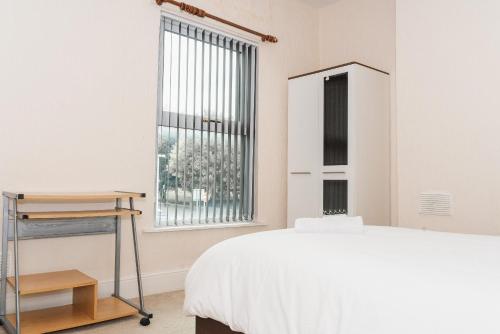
top-left (184, 226), bottom-right (500, 334)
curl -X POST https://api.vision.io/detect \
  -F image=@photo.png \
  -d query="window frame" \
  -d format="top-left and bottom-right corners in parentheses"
top-left (154, 13), bottom-right (259, 229)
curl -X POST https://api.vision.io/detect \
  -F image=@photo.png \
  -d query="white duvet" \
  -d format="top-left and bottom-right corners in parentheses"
top-left (184, 227), bottom-right (500, 334)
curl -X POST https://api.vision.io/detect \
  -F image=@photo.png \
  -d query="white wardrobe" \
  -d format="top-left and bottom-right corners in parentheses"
top-left (287, 62), bottom-right (390, 227)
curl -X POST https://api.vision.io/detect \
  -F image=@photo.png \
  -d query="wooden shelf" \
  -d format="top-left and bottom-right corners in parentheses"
top-left (5, 270), bottom-right (137, 332)
top-left (10, 191), bottom-right (146, 203)
top-left (5, 297), bottom-right (137, 334)
top-left (7, 270), bottom-right (96, 296)
top-left (17, 208), bottom-right (142, 220)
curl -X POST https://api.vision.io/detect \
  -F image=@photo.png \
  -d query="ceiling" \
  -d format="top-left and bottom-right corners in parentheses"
top-left (300, 0), bottom-right (341, 7)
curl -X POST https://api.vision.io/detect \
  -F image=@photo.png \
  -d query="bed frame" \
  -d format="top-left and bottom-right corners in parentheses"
top-left (196, 317), bottom-right (242, 334)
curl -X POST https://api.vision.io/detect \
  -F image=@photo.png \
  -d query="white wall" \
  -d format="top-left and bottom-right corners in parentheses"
top-left (396, 0), bottom-right (500, 234)
top-left (0, 0), bottom-right (319, 298)
top-left (317, 0), bottom-right (395, 72)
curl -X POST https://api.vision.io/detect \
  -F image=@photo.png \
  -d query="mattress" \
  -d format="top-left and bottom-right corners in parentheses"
top-left (184, 226), bottom-right (500, 334)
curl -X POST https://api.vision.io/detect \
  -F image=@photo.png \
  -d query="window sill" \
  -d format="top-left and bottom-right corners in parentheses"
top-left (143, 221), bottom-right (267, 233)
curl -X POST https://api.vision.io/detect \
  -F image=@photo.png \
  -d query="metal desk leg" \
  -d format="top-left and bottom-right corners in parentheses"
top-left (12, 199), bottom-right (20, 334)
top-left (0, 197), bottom-right (9, 317)
top-left (114, 199), bottom-right (121, 297)
top-left (129, 198), bottom-right (152, 325)
top-left (112, 197), bottom-right (152, 325)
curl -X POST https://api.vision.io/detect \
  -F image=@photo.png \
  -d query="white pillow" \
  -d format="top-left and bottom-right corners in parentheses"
top-left (295, 216), bottom-right (364, 234)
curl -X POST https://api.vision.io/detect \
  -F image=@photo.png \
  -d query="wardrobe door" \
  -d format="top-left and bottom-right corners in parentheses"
top-left (288, 75), bottom-right (319, 173)
top-left (323, 73), bottom-right (348, 166)
top-left (288, 173), bottom-right (317, 227)
top-left (288, 74), bottom-right (319, 227)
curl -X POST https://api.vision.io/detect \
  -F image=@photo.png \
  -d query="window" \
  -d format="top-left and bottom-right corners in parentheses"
top-left (156, 17), bottom-right (257, 227)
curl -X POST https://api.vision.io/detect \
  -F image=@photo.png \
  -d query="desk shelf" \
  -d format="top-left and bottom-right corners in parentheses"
top-left (11, 192), bottom-right (146, 203)
top-left (6, 296), bottom-right (137, 334)
top-left (7, 270), bottom-right (96, 296)
top-left (17, 209), bottom-right (142, 220)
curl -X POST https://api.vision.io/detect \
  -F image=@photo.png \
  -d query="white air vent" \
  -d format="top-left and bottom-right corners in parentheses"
top-left (419, 192), bottom-right (451, 216)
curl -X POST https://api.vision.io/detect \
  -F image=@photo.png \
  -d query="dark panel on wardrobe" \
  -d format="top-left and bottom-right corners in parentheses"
top-left (323, 180), bottom-right (348, 215)
top-left (323, 73), bottom-right (348, 166)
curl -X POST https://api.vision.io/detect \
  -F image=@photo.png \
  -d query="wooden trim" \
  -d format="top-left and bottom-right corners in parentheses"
top-left (196, 317), bottom-right (243, 334)
top-left (288, 61), bottom-right (389, 80)
top-left (12, 191), bottom-right (146, 203)
top-left (17, 208), bottom-right (141, 220)
top-left (114, 191), bottom-right (147, 198)
top-left (73, 284), bottom-right (97, 319)
top-left (5, 297), bottom-right (137, 334)
top-left (7, 270), bottom-right (96, 296)
top-left (156, 0), bottom-right (278, 43)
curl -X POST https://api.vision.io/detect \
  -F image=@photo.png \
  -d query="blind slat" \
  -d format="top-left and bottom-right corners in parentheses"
top-left (189, 28), bottom-right (198, 225)
top-left (225, 40), bottom-right (234, 222)
top-left (231, 42), bottom-right (241, 221)
top-left (182, 28), bottom-right (190, 224)
top-left (164, 19), bottom-right (177, 226)
top-left (240, 44), bottom-right (250, 220)
top-left (219, 38), bottom-right (227, 222)
top-left (241, 45), bottom-right (249, 220)
top-left (157, 18), bottom-right (166, 224)
top-left (174, 26), bottom-right (182, 225)
top-left (205, 32), bottom-right (212, 224)
top-left (212, 34), bottom-right (219, 223)
top-left (198, 30), bottom-right (206, 224)
top-left (248, 46), bottom-right (256, 220)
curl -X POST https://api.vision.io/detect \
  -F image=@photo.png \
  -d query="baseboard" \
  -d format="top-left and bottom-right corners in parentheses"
top-left (4, 268), bottom-right (189, 313)
top-left (100, 268), bottom-right (188, 298)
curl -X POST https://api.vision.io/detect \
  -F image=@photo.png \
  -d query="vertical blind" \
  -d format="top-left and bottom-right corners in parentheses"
top-left (156, 16), bottom-right (257, 226)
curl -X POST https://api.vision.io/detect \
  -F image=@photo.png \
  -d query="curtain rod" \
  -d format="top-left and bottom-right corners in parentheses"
top-left (155, 0), bottom-right (278, 43)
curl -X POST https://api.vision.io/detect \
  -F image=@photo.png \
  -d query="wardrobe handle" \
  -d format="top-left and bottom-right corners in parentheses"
top-left (322, 171), bottom-right (345, 174)
top-left (290, 171), bottom-right (311, 175)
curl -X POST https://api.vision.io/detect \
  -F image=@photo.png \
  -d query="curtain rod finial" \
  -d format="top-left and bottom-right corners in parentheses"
top-left (262, 35), bottom-right (278, 43)
top-left (179, 2), bottom-right (206, 17)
